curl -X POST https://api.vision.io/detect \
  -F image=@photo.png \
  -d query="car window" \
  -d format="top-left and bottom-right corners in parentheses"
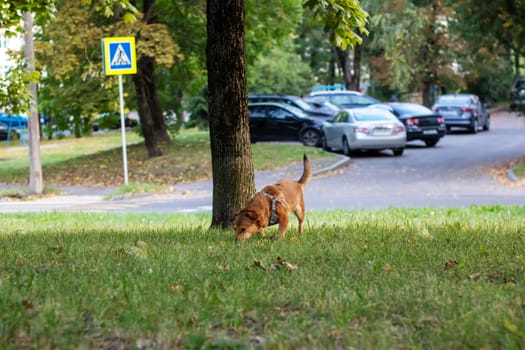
top-left (248, 106), bottom-right (267, 118)
top-left (332, 111), bottom-right (349, 123)
top-left (269, 107), bottom-right (295, 120)
top-left (290, 99), bottom-right (311, 110)
top-left (392, 104), bottom-right (433, 115)
top-left (353, 110), bottom-right (393, 121)
top-left (437, 96), bottom-right (470, 106)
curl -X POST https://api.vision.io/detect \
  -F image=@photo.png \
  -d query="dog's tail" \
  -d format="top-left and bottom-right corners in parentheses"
top-left (298, 154), bottom-right (312, 187)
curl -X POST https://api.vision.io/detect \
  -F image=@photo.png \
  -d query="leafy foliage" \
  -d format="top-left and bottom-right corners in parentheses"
top-left (304, 0), bottom-right (369, 50)
top-left (247, 48), bottom-right (315, 95)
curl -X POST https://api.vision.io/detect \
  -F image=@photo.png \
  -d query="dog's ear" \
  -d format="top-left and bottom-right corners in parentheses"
top-left (231, 211), bottom-right (240, 224)
top-left (245, 209), bottom-right (259, 220)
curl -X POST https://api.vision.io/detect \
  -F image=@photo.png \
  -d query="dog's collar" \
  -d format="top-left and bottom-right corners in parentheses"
top-left (259, 191), bottom-right (287, 226)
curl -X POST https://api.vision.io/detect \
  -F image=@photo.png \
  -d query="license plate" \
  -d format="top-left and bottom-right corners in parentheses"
top-left (423, 129), bottom-right (437, 135)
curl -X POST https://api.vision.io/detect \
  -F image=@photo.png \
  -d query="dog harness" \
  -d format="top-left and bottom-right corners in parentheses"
top-left (260, 191), bottom-right (287, 226)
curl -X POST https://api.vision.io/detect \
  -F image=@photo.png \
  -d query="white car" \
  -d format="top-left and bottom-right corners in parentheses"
top-left (321, 107), bottom-right (407, 156)
top-left (307, 90), bottom-right (381, 109)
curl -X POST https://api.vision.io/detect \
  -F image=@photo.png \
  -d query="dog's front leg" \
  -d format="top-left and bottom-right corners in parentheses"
top-left (277, 217), bottom-right (289, 239)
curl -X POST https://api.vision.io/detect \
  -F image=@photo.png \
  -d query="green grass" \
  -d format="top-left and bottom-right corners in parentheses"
top-left (513, 158), bottom-right (525, 178)
top-left (1, 206), bottom-right (525, 349)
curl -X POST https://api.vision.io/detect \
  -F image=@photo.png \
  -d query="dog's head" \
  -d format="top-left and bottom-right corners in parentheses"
top-left (232, 209), bottom-right (261, 241)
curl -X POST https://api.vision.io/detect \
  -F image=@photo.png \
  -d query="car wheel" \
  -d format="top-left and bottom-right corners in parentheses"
top-left (483, 116), bottom-right (490, 131)
top-left (392, 148), bottom-right (404, 156)
top-left (342, 137), bottom-right (351, 156)
top-left (301, 129), bottom-right (321, 147)
top-left (470, 118), bottom-right (479, 134)
top-left (424, 139), bottom-right (439, 147)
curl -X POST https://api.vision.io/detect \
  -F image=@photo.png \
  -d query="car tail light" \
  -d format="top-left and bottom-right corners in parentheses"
top-left (353, 127), bottom-right (369, 134)
top-left (437, 116), bottom-right (444, 124)
top-left (460, 107), bottom-right (473, 113)
top-left (394, 125), bottom-right (405, 133)
top-left (405, 118), bottom-right (419, 126)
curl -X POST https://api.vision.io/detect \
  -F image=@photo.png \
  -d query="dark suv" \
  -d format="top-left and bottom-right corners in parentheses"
top-left (510, 76), bottom-right (525, 111)
top-left (431, 94), bottom-right (490, 134)
top-left (248, 94), bottom-right (336, 118)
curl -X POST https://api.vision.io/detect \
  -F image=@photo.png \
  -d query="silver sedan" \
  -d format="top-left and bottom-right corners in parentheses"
top-left (321, 107), bottom-right (407, 156)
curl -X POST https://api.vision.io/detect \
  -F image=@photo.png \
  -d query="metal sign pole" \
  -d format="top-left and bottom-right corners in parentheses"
top-left (101, 36), bottom-right (136, 186)
top-left (118, 74), bottom-right (129, 185)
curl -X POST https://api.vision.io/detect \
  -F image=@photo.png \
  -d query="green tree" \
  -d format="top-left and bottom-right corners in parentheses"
top-left (0, 0), bottom-right (54, 195)
top-left (37, 1), bottom-right (117, 138)
top-left (451, 0), bottom-right (524, 77)
top-left (247, 47), bottom-right (314, 95)
top-left (367, 0), bottom-right (459, 106)
top-left (294, 12), bottom-right (338, 86)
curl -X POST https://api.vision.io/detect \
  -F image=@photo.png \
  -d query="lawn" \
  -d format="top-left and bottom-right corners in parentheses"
top-left (1, 206), bottom-right (525, 349)
top-left (0, 130), bottom-right (330, 188)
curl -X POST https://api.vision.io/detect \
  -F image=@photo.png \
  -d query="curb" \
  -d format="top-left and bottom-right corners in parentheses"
top-left (507, 168), bottom-right (522, 183)
top-left (312, 155), bottom-right (351, 177)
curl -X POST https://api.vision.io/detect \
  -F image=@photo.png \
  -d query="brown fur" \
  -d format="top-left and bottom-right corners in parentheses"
top-left (233, 154), bottom-right (311, 241)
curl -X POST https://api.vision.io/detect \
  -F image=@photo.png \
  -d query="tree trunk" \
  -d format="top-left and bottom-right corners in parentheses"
top-left (23, 12), bottom-right (43, 195)
top-left (352, 43), bottom-right (362, 91)
top-left (131, 0), bottom-right (170, 157)
top-left (335, 46), bottom-right (353, 89)
top-left (422, 81), bottom-right (433, 107)
top-left (335, 44), bottom-right (362, 91)
top-left (133, 58), bottom-right (163, 157)
top-left (207, 0), bottom-right (255, 229)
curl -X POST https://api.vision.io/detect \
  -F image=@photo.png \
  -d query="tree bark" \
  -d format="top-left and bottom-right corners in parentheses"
top-left (133, 57), bottom-right (163, 157)
top-left (207, 0), bottom-right (255, 229)
top-left (23, 12), bottom-right (43, 195)
top-left (335, 44), bottom-right (361, 91)
top-left (335, 46), bottom-right (353, 89)
top-left (352, 43), bottom-right (362, 91)
top-left (131, 0), bottom-right (170, 158)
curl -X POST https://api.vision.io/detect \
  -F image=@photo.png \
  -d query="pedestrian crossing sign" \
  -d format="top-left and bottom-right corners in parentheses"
top-left (102, 37), bottom-right (137, 75)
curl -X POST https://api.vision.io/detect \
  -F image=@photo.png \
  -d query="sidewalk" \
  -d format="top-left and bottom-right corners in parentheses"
top-left (0, 155), bottom-right (351, 212)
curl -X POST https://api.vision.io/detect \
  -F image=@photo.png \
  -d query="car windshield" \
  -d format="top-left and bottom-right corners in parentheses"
top-left (284, 105), bottom-right (308, 117)
top-left (437, 96), bottom-right (470, 106)
top-left (291, 98), bottom-right (312, 110)
top-left (353, 109), bottom-right (392, 121)
top-left (392, 104), bottom-right (433, 115)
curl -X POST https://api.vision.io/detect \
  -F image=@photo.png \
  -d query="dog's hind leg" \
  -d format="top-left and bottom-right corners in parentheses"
top-left (293, 204), bottom-right (305, 234)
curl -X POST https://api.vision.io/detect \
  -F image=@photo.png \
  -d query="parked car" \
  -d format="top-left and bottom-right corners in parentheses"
top-left (431, 94), bottom-right (490, 133)
top-left (248, 102), bottom-right (324, 147)
top-left (372, 102), bottom-right (446, 147)
top-left (321, 107), bottom-right (406, 156)
top-left (510, 76), bottom-right (525, 111)
top-left (248, 94), bottom-right (335, 119)
top-left (92, 112), bottom-right (139, 131)
top-left (303, 97), bottom-right (342, 118)
top-left (307, 90), bottom-right (381, 109)
top-left (0, 121), bottom-right (20, 141)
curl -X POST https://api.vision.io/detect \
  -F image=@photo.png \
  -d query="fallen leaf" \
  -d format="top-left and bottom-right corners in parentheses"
top-left (444, 259), bottom-right (458, 270)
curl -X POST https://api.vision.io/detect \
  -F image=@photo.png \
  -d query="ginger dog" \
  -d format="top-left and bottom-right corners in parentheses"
top-left (233, 154), bottom-right (311, 241)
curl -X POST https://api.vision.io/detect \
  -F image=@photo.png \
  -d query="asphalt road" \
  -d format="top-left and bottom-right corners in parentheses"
top-left (1, 111), bottom-right (524, 213)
